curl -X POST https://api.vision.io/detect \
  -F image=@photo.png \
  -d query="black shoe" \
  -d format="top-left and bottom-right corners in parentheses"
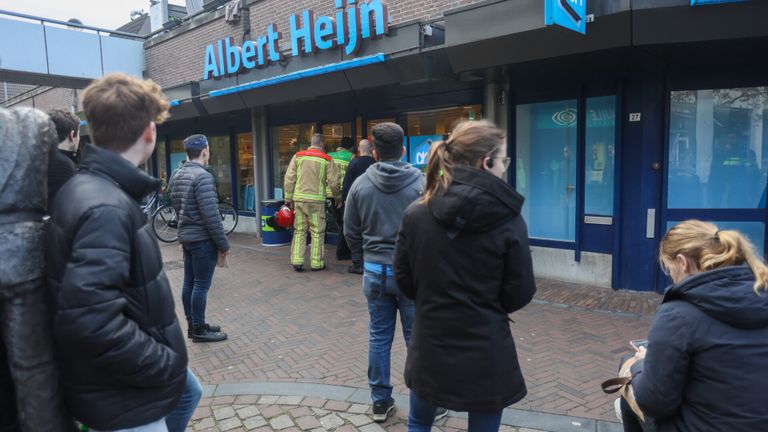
top-left (293, 265), bottom-right (304, 272)
top-left (187, 323), bottom-right (221, 338)
top-left (347, 262), bottom-right (363, 274)
top-left (434, 407), bottom-right (449, 422)
top-left (311, 264), bottom-right (326, 272)
top-left (192, 326), bottom-right (227, 343)
top-left (372, 399), bottom-right (395, 423)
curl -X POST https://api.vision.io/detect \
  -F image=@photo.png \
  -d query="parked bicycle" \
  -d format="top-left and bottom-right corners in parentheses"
top-left (151, 195), bottom-right (238, 243)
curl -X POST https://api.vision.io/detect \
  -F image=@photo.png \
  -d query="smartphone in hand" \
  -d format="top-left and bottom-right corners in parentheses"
top-left (630, 339), bottom-right (648, 352)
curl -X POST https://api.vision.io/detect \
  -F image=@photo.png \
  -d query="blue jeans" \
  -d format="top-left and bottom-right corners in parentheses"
top-left (363, 268), bottom-right (415, 404)
top-left (409, 392), bottom-right (502, 432)
top-left (165, 369), bottom-right (202, 432)
top-left (182, 240), bottom-right (218, 327)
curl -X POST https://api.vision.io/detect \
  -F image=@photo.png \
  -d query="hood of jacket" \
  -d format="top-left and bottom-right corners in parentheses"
top-left (366, 161), bottom-right (423, 194)
top-left (664, 264), bottom-right (768, 329)
top-left (80, 144), bottom-right (160, 201)
top-left (428, 165), bottom-right (525, 234)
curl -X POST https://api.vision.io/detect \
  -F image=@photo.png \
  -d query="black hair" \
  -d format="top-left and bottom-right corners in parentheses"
top-left (340, 136), bottom-right (354, 150)
top-left (371, 123), bottom-right (404, 161)
top-left (48, 109), bottom-right (80, 142)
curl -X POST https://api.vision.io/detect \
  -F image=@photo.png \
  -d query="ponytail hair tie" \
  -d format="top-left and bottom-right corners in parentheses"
top-left (714, 230), bottom-right (722, 240)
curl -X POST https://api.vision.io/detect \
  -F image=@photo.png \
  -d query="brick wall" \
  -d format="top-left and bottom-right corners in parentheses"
top-left (145, 0), bottom-right (483, 88)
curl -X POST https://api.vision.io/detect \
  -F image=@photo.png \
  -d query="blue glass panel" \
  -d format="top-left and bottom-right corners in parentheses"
top-left (516, 100), bottom-right (578, 241)
top-left (665, 220), bottom-right (765, 258)
top-left (668, 88), bottom-right (768, 209)
top-left (585, 96), bottom-right (617, 216)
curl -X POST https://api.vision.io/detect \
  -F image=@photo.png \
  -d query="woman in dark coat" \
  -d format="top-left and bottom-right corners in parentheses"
top-left (394, 120), bottom-right (536, 432)
top-left (622, 220), bottom-right (768, 432)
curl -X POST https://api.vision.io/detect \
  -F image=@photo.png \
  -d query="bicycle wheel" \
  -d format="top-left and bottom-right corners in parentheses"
top-left (218, 202), bottom-right (238, 235)
top-left (152, 204), bottom-right (179, 243)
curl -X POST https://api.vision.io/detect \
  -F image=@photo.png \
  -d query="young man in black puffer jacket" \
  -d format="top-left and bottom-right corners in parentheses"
top-left (46, 73), bottom-right (201, 432)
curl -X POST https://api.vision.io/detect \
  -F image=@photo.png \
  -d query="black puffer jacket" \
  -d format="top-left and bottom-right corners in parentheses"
top-left (632, 265), bottom-right (768, 432)
top-left (170, 161), bottom-right (229, 251)
top-left (46, 144), bottom-right (188, 430)
top-left (394, 166), bottom-right (536, 411)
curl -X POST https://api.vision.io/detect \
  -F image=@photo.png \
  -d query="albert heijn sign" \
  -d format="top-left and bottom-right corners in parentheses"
top-left (203, 0), bottom-right (389, 80)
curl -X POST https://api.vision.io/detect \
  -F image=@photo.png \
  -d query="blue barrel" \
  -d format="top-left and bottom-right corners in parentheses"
top-left (260, 200), bottom-right (292, 246)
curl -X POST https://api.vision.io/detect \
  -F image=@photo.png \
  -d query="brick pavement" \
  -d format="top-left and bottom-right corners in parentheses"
top-left (162, 234), bottom-right (660, 426)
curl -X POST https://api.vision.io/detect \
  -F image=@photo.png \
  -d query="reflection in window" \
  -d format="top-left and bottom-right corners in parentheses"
top-left (366, 118), bottom-right (396, 140)
top-left (323, 123), bottom-right (352, 150)
top-left (208, 135), bottom-right (232, 200)
top-left (405, 105), bottom-right (482, 166)
top-left (516, 100), bottom-right (578, 241)
top-left (237, 133), bottom-right (255, 211)
top-left (668, 87), bottom-right (768, 209)
top-left (170, 139), bottom-right (186, 178)
top-left (585, 96), bottom-right (616, 216)
top-left (271, 123), bottom-right (316, 198)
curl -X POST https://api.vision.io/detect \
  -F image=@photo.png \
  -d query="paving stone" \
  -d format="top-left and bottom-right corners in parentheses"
top-left (289, 406), bottom-right (313, 418)
top-left (518, 429), bottom-right (550, 432)
top-left (235, 395), bottom-right (261, 405)
top-left (324, 401), bottom-right (351, 411)
top-left (270, 414), bottom-right (296, 430)
top-left (251, 427), bottom-right (274, 432)
top-left (219, 417), bottom-right (243, 431)
top-left (259, 395), bottom-right (280, 405)
top-left (335, 426), bottom-right (358, 432)
top-left (312, 408), bottom-right (330, 416)
top-left (444, 418), bottom-right (468, 429)
top-left (296, 415), bottom-right (322, 431)
top-left (347, 404), bottom-right (369, 414)
top-left (386, 424), bottom-right (408, 432)
top-left (193, 406), bottom-right (212, 421)
top-left (213, 396), bottom-right (237, 405)
top-left (237, 406), bottom-right (261, 419)
top-left (194, 417), bottom-right (216, 430)
top-left (278, 395), bottom-right (305, 406)
top-left (348, 414), bottom-right (373, 427)
top-left (309, 428), bottom-right (328, 432)
top-left (359, 423), bottom-right (386, 432)
top-left (302, 398), bottom-right (328, 408)
top-left (214, 406), bottom-right (236, 421)
top-left (319, 414), bottom-right (345, 430)
top-left (260, 405), bottom-right (285, 419)
top-left (243, 416), bottom-right (268, 430)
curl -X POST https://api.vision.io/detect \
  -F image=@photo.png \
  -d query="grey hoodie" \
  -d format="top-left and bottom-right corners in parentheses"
top-left (344, 161), bottom-right (424, 265)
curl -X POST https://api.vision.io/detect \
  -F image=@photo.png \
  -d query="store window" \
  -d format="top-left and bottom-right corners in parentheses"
top-left (323, 123), bottom-right (352, 150)
top-left (170, 139), bottom-right (186, 178)
top-left (668, 87), bottom-right (768, 209)
top-left (157, 140), bottom-right (168, 190)
top-left (237, 133), bottom-right (255, 211)
top-left (584, 96), bottom-right (617, 216)
top-left (405, 105), bottom-right (482, 166)
top-left (356, 117), bottom-right (363, 147)
top-left (208, 135), bottom-right (232, 200)
top-left (366, 118), bottom-right (396, 139)
top-left (516, 100), bottom-right (578, 241)
top-left (271, 122), bottom-right (316, 198)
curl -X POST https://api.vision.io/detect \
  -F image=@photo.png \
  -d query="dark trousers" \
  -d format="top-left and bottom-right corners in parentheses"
top-left (335, 206), bottom-right (351, 260)
top-left (182, 240), bottom-right (218, 327)
top-left (0, 334), bottom-right (18, 432)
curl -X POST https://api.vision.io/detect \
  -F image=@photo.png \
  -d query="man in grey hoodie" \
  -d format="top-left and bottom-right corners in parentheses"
top-left (344, 123), bottom-right (431, 422)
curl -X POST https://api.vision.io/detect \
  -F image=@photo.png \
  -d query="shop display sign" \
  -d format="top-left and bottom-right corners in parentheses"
top-left (409, 135), bottom-right (442, 167)
top-left (203, 0), bottom-right (389, 80)
top-left (544, 0), bottom-right (586, 35)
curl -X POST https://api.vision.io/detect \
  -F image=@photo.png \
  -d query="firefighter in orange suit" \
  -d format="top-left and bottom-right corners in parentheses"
top-left (284, 133), bottom-right (341, 271)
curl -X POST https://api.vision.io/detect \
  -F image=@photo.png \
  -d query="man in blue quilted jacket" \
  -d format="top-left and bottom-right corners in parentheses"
top-left (170, 134), bottom-right (230, 343)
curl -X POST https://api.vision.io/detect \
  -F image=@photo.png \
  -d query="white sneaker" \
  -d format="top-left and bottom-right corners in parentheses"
top-left (614, 398), bottom-right (623, 423)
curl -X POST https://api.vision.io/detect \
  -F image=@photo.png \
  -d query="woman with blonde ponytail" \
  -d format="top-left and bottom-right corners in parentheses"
top-left (620, 220), bottom-right (768, 432)
top-left (394, 120), bottom-right (536, 432)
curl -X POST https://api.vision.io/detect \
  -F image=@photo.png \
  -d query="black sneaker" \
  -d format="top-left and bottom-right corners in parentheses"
top-left (434, 407), bottom-right (449, 422)
top-left (347, 261), bottom-right (363, 274)
top-left (187, 323), bottom-right (221, 338)
top-left (293, 265), bottom-right (304, 272)
top-left (372, 399), bottom-right (395, 423)
top-left (192, 326), bottom-right (227, 343)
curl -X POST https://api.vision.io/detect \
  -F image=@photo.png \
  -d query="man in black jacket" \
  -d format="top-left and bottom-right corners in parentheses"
top-left (46, 109), bottom-right (81, 203)
top-left (170, 134), bottom-right (230, 343)
top-left (46, 73), bottom-right (200, 432)
top-left (342, 139), bottom-right (376, 274)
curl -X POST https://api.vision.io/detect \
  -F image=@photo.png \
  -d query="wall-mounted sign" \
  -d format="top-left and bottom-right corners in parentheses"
top-left (545, 0), bottom-right (586, 34)
top-left (690, 0), bottom-right (747, 5)
top-left (408, 135), bottom-right (442, 167)
top-left (203, 0), bottom-right (389, 80)
top-left (629, 113), bottom-right (642, 122)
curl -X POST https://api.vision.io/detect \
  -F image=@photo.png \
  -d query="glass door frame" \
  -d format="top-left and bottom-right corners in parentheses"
top-left (510, 86), bottom-right (623, 286)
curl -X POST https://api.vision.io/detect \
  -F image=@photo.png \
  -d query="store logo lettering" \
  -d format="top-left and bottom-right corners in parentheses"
top-left (203, 0), bottom-right (389, 80)
top-left (552, 108), bottom-right (577, 126)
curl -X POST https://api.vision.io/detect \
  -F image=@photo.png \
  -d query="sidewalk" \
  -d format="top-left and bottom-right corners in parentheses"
top-left (162, 234), bottom-right (660, 431)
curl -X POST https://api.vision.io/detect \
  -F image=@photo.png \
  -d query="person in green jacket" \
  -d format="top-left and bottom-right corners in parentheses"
top-left (328, 137), bottom-right (355, 260)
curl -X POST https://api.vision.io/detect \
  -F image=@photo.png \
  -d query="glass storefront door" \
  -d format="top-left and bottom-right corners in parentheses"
top-left (322, 122), bottom-right (352, 151)
top-left (271, 122), bottom-right (316, 199)
top-left (665, 86), bottom-right (768, 256)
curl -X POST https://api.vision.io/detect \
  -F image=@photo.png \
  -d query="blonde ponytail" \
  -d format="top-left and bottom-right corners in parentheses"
top-left (423, 140), bottom-right (453, 205)
top-left (661, 220), bottom-right (768, 294)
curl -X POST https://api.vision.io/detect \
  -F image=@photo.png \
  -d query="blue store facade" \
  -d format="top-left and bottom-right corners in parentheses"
top-left (146, 0), bottom-right (768, 292)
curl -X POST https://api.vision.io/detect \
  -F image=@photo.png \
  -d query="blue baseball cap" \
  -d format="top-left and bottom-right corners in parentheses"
top-left (183, 134), bottom-right (208, 151)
